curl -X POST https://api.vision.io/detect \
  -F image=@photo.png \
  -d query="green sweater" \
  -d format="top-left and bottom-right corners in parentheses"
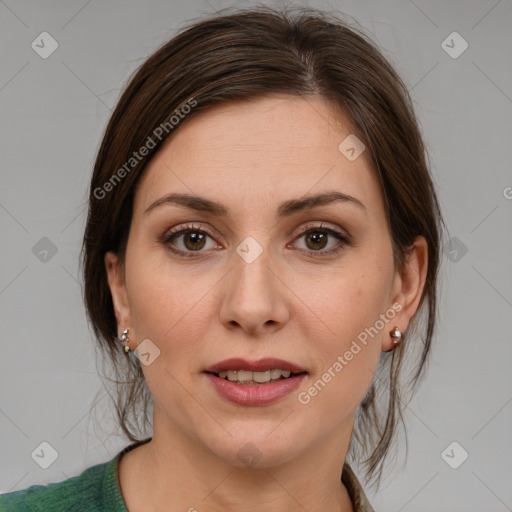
top-left (0, 444), bottom-right (131, 512)
top-left (0, 439), bottom-right (375, 511)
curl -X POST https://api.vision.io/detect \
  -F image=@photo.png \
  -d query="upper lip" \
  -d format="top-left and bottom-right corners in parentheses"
top-left (204, 358), bottom-right (307, 374)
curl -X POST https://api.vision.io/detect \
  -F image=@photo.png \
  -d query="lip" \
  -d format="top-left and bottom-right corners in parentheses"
top-left (203, 357), bottom-right (307, 373)
top-left (203, 358), bottom-right (308, 406)
top-left (204, 372), bottom-right (307, 406)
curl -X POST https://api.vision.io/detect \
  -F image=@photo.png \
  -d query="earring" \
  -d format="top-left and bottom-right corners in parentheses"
top-left (119, 328), bottom-right (131, 352)
top-left (389, 326), bottom-right (402, 345)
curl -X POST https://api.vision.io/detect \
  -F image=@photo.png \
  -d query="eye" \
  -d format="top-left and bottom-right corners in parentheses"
top-left (291, 224), bottom-right (349, 256)
top-left (162, 222), bottom-right (350, 258)
top-left (163, 224), bottom-right (221, 256)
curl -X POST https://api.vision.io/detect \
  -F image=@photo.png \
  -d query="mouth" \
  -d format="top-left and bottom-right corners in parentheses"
top-left (203, 359), bottom-right (308, 406)
top-left (206, 369), bottom-right (308, 386)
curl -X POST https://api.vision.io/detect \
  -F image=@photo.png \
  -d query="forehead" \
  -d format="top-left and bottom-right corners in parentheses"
top-left (134, 95), bottom-right (381, 219)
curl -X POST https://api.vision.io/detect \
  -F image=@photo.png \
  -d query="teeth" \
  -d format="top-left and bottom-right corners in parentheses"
top-left (236, 370), bottom-right (253, 383)
top-left (270, 369), bottom-right (282, 380)
top-left (253, 370), bottom-right (270, 383)
top-left (217, 369), bottom-right (294, 384)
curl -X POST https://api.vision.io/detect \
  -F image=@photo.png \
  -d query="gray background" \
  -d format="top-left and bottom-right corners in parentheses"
top-left (1, 0), bottom-right (511, 510)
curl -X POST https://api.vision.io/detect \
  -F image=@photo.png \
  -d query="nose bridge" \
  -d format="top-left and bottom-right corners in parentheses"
top-left (220, 237), bottom-right (288, 334)
top-left (232, 240), bottom-right (274, 307)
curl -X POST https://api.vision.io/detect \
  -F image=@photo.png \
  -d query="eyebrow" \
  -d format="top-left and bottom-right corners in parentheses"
top-left (144, 190), bottom-right (366, 218)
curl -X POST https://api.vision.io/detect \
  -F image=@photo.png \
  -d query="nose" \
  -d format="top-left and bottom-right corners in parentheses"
top-left (219, 244), bottom-right (290, 336)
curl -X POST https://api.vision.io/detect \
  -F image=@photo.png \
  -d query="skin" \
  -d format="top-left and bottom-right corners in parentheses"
top-left (105, 95), bottom-right (428, 512)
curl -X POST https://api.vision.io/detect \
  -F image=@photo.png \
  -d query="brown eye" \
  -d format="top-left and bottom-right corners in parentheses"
top-left (163, 225), bottom-right (219, 256)
top-left (291, 226), bottom-right (349, 256)
top-left (182, 231), bottom-right (207, 251)
top-left (305, 231), bottom-right (328, 251)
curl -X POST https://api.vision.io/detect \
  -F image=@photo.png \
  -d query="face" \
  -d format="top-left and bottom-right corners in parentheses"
top-left (106, 95), bottom-right (426, 469)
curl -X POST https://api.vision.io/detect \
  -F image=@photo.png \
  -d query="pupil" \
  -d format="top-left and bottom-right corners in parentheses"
top-left (307, 232), bottom-right (327, 250)
top-left (185, 232), bottom-right (206, 250)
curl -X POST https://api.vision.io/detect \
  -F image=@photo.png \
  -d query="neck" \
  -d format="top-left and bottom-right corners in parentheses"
top-left (119, 408), bottom-right (355, 512)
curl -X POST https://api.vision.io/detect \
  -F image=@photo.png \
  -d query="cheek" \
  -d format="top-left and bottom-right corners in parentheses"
top-left (124, 244), bottom-right (216, 354)
top-left (300, 256), bottom-right (393, 343)
top-left (298, 255), bottom-right (393, 407)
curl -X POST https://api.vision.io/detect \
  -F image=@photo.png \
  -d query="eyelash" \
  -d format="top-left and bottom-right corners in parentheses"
top-left (162, 222), bottom-right (350, 258)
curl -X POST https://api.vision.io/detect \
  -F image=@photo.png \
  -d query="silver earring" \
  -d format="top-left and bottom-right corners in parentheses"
top-left (119, 328), bottom-right (131, 352)
top-left (389, 326), bottom-right (402, 345)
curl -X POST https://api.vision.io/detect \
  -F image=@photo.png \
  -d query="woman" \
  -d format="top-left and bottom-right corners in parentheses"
top-left (0, 5), bottom-right (443, 511)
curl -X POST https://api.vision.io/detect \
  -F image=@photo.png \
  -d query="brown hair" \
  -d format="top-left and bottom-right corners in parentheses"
top-left (81, 5), bottom-right (444, 487)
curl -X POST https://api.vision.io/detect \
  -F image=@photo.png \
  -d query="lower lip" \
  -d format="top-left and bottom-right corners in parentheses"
top-left (204, 373), bottom-right (307, 406)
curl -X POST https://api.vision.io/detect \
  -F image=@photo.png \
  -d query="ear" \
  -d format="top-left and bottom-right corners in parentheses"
top-left (104, 251), bottom-right (133, 345)
top-left (383, 235), bottom-right (429, 351)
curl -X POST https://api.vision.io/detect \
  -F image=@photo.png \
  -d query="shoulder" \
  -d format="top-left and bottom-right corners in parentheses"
top-left (0, 456), bottom-right (120, 512)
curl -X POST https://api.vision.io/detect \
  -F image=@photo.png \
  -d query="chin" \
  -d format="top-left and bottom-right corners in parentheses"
top-left (202, 428), bottom-right (307, 470)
